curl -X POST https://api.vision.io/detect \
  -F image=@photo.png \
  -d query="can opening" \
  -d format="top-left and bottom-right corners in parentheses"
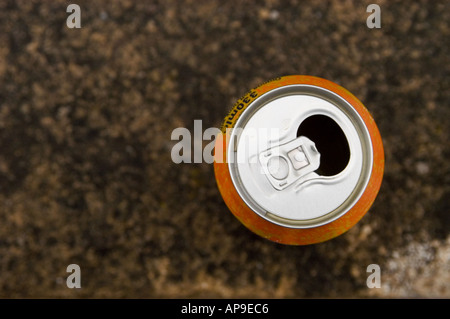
top-left (296, 115), bottom-right (350, 176)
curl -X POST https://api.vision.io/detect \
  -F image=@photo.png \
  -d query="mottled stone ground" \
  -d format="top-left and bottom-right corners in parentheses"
top-left (0, 0), bottom-right (448, 298)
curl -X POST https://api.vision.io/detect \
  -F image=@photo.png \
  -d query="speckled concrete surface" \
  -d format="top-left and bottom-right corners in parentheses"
top-left (0, 0), bottom-right (448, 298)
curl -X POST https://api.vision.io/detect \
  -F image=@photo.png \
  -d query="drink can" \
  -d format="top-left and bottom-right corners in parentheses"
top-left (214, 75), bottom-right (384, 245)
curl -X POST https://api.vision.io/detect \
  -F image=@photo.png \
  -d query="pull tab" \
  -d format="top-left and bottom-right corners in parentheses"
top-left (259, 136), bottom-right (321, 190)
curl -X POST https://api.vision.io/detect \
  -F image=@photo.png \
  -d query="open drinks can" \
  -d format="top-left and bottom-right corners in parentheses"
top-left (214, 75), bottom-right (384, 245)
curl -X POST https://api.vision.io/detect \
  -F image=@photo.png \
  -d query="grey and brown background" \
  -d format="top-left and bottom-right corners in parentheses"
top-left (0, 0), bottom-right (448, 298)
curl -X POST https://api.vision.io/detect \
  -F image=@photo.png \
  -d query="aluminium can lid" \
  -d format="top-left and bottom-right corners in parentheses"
top-left (227, 84), bottom-right (374, 229)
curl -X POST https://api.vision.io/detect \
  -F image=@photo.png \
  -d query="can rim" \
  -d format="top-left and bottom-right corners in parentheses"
top-left (227, 84), bottom-right (373, 229)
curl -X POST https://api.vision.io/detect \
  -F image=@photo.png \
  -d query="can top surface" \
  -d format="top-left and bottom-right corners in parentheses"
top-left (227, 84), bottom-right (373, 229)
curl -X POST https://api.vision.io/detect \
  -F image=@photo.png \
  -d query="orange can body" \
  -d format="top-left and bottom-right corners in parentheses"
top-left (214, 75), bottom-right (384, 245)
